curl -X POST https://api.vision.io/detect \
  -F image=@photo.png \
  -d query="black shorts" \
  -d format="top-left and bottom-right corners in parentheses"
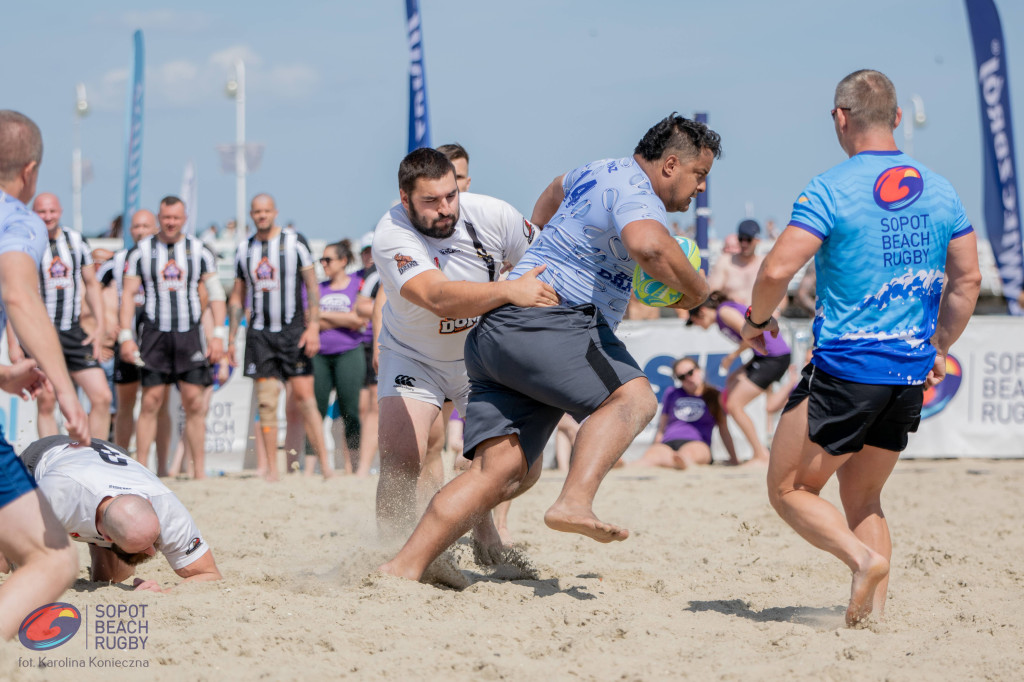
top-left (113, 342), bottom-right (140, 384)
top-left (244, 326), bottom-right (313, 381)
top-left (744, 353), bottom-right (791, 390)
top-left (138, 327), bottom-right (212, 387)
top-left (784, 362), bottom-right (923, 456)
top-left (362, 342), bottom-right (377, 386)
top-left (663, 438), bottom-right (705, 450)
top-left (58, 326), bottom-right (100, 373)
top-left (463, 303), bottom-right (646, 467)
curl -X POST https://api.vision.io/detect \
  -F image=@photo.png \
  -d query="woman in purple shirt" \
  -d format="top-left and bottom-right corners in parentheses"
top-left (688, 291), bottom-right (791, 465)
top-left (627, 357), bottom-right (736, 469)
top-left (314, 240), bottom-right (371, 474)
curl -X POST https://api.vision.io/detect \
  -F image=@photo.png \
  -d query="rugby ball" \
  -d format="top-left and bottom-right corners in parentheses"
top-left (632, 236), bottom-right (702, 307)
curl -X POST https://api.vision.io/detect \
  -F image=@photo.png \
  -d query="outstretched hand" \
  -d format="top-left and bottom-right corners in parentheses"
top-left (506, 265), bottom-right (559, 308)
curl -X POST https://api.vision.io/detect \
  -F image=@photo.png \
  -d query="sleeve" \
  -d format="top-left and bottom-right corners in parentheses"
top-left (661, 388), bottom-right (674, 414)
top-left (496, 200), bottom-right (535, 268)
top-left (610, 178), bottom-right (670, 236)
top-left (200, 244), bottom-right (217, 277)
top-left (124, 246), bottom-right (142, 278)
top-left (371, 218), bottom-right (434, 298)
top-left (787, 175), bottom-right (836, 241)
top-left (35, 474), bottom-right (77, 533)
top-left (950, 193), bottom-right (974, 239)
top-left (295, 238), bottom-right (313, 268)
top-left (152, 493), bottom-right (209, 570)
top-left (96, 259), bottom-right (115, 287)
top-left (359, 269), bottom-right (380, 298)
top-left (234, 242), bottom-right (247, 281)
top-left (79, 235), bottom-right (94, 266)
top-left (0, 214), bottom-right (45, 260)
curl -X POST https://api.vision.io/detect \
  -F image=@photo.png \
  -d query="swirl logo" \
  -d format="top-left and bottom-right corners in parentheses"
top-left (18, 602), bottom-right (82, 651)
top-left (873, 166), bottom-right (924, 211)
top-left (921, 355), bottom-right (962, 420)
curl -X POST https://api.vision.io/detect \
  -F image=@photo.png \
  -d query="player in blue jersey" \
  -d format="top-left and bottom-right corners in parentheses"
top-left (380, 114), bottom-right (718, 583)
top-left (741, 71), bottom-right (981, 626)
top-left (0, 111), bottom-right (88, 639)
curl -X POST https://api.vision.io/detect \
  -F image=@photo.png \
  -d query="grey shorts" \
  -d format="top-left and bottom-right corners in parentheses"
top-left (462, 303), bottom-right (645, 467)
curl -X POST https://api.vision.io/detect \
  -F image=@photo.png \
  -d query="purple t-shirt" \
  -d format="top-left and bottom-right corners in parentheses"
top-left (716, 301), bottom-right (790, 357)
top-left (318, 278), bottom-right (364, 355)
top-left (661, 386), bottom-right (716, 445)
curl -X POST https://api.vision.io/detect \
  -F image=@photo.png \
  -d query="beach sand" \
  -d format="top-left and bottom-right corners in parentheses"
top-left (2, 457), bottom-right (1022, 680)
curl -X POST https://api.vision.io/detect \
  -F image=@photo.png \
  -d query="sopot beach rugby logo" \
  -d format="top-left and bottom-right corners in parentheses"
top-left (19, 603), bottom-right (82, 651)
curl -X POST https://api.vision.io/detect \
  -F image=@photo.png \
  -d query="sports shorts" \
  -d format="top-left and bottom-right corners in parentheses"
top-left (376, 348), bottom-right (469, 417)
top-left (462, 303), bottom-right (646, 467)
top-left (244, 326), bottom-right (313, 381)
top-left (744, 353), bottom-right (791, 390)
top-left (139, 326), bottom-right (212, 387)
top-left (1, 432), bottom-right (36, 507)
top-left (784, 362), bottom-right (923, 456)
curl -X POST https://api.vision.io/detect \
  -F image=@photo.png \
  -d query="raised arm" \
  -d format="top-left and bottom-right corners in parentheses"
top-left (530, 175), bottom-right (565, 227)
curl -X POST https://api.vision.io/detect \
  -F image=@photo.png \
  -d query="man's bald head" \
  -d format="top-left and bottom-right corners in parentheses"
top-left (0, 110), bottom-right (43, 184)
top-left (103, 495), bottom-right (160, 554)
top-left (130, 209), bottom-right (158, 244)
top-left (32, 193), bottom-right (62, 231)
top-left (250, 193), bottom-right (278, 232)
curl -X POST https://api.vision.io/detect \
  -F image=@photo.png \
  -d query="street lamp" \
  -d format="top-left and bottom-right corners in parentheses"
top-left (226, 60), bottom-right (246, 245)
top-left (72, 83), bottom-right (88, 233)
top-left (903, 94), bottom-right (926, 156)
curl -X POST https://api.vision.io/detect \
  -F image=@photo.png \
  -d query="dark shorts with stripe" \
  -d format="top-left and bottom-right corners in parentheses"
top-left (0, 430), bottom-right (36, 508)
top-left (58, 325), bottom-right (100, 373)
top-left (114, 314), bottom-right (145, 384)
top-left (784, 362), bottom-right (923, 456)
top-left (462, 303), bottom-right (645, 467)
top-left (139, 326), bottom-right (212, 387)
top-left (244, 325), bottom-right (313, 381)
top-left (744, 353), bottom-right (791, 390)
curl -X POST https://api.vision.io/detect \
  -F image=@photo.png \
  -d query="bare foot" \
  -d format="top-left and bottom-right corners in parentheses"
top-left (544, 505), bottom-right (629, 543)
top-left (741, 456), bottom-right (770, 468)
top-left (670, 453), bottom-right (690, 470)
top-left (421, 550), bottom-right (469, 589)
top-left (847, 552), bottom-right (889, 627)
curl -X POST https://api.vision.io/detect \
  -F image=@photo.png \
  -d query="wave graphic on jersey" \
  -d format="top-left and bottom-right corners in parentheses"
top-left (873, 166), bottom-right (924, 211)
top-left (857, 269), bottom-right (944, 312)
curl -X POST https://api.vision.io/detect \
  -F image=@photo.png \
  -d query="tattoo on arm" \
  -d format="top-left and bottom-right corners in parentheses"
top-left (228, 304), bottom-right (244, 342)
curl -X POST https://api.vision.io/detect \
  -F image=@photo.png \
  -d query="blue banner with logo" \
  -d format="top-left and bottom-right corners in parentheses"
top-left (964, 0), bottom-right (1023, 314)
top-left (122, 30), bottom-right (145, 248)
top-left (405, 0), bottom-right (431, 152)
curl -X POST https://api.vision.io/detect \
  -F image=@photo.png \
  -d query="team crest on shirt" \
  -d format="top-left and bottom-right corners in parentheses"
top-left (394, 253), bottom-right (418, 275)
top-left (47, 257), bottom-right (72, 289)
top-left (672, 397), bottom-right (707, 422)
top-left (185, 537), bottom-right (203, 555)
top-left (161, 259), bottom-right (185, 291)
top-left (523, 218), bottom-right (536, 244)
top-left (873, 166), bottom-right (924, 211)
top-left (254, 256), bottom-right (278, 292)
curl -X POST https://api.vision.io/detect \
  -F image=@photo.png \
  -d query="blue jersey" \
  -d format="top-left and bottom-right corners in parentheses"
top-left (788, 150), bottom-right (973, 385)
top-left (0, 191), bottom-right (48, 333)
top-left (508, 157), bottom-right (669, 328)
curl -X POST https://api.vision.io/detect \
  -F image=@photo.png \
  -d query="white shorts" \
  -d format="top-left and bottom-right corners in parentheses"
top-left (377, 348), bottom-right (470, 416)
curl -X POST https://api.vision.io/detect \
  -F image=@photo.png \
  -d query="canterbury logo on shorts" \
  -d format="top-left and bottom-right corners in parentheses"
top-left (394, 375), bottom-right (416, 388)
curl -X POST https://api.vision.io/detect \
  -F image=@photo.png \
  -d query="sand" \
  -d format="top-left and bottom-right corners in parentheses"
top-left (2, 457), bottom-right (1023, 681)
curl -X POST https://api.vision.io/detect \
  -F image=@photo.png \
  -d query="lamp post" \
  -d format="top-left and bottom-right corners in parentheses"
top-left (903, 94), bottom-right (926, 156)
top-left (226, 60), bottom-right (246, 245)
top-left (72, 83), bottom-right (88, 233)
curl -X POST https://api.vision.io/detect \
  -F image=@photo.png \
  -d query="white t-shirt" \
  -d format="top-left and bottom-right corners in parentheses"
top-left (372, 192), bottom-right (536, 363)
top-left (33, 441), bottom-right (209, 571)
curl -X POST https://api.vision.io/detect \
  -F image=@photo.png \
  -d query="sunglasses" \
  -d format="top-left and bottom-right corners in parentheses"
top-left (675, 367), bottom-right (698, 381)
top-left (319, 257), bottom-right (336, 264)
top-left (830, 106), bottom-right (851, 120)
top-left (738, 236), bottom-right (754, 243)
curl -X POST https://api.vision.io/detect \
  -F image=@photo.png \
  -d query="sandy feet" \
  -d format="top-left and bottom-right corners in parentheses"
top-left (420, 550), bottom-right (469, 590)
top-left (544, 505), bottom-right (629, 543)
top-left (847, 553), bottom-right (890, 627)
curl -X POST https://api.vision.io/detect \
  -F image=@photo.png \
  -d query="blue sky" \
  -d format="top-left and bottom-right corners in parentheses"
top-left (5, 0), bottom-right (1023, 244)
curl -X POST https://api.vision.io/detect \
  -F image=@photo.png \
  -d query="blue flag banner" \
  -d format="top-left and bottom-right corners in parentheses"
top-left (695, 112), bottom-right (710, 273)
top-left (123, 30), bottom-right (145, 248)
top-left (405, 0), bottom-right (431, 153)
top-left (964, 0), bottom-right (1023, 314)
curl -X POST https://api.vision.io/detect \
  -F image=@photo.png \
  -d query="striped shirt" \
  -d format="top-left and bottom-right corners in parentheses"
top-left (234, 229), bottom-right (313, 332)
top-left (97, 248), bottom-right (145, 306)
top-left (126, 235), bottom-right (217, 332)
top-left (40, 226), bottom-right (92, 331)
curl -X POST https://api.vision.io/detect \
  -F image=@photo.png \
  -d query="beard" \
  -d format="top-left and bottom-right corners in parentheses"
top-left (110, 543), bottom-right (157, 567)
top-left (408, 203), bottom-right (458, 240)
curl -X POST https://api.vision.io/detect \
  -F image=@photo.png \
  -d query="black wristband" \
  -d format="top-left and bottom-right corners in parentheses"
top-left (745, 306), bottom-right (771, 330)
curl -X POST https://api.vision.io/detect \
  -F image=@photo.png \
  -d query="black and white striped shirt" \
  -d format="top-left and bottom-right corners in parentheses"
top-left (126, 236), bottom-right (216, 332)
top-left (40, 226), bottom-right (92, 331)
top-left (97, 248), bottom-right (145, 306)
top-left (234, 229), bottom-right (313, 332)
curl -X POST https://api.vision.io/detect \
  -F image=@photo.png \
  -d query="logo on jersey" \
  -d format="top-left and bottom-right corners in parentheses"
top-left (254, 256), bottom-right (278, 292)
top-left (672, 396), bottom-right (707, 423)
top-left (439, 247), bottom-right (460, 255)
top-left (922, 354), bottom-right (962, 420)
top-left (185, 537), bottom-right (204, 556)
top-left (394, 253), bottom-right (418, 275)
top-left (439, 317), bottom-right (479, 334)
top-left (394, 375), bottom-right (416, 388)
top-left (47, 256), bottom-right (72, 289)
top-left (161, 259), bottom-right (185, 291)
top-left (320, 293), bottom-right (352, 313)
top-left (434, 256), bottom-right (441, 269)
top-left (19, 603), bottom-right (82, 651)
top-left (565, 179), bottom-right (597, 208)
top-left (523, 218), bottom-right (536, 244)
top-left (873, 166), bottom-right (924, 211)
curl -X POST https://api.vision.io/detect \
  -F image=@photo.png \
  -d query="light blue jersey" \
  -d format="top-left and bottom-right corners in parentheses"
top-left (788, 150), bottom-right (973, 385)
top-left (508, 157), bottom-right (668, 328)
top-left (0, 190), bottom-right (48, 332)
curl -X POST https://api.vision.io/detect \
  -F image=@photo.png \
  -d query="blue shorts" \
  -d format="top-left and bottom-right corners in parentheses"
top-left (0, 430), bottom-right (36, 508)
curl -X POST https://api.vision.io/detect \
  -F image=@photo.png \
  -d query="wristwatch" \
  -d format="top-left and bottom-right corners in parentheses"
top-left (745, 306), bottom-right (771, 330)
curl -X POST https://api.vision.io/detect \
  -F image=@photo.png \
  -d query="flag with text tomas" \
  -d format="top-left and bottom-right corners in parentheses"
top-left (122, 30), bottom-right (145, 248)
top-left (965, 0), bottom-right (1023, 314)
top-left (405, 0), bottom-right (431, 152)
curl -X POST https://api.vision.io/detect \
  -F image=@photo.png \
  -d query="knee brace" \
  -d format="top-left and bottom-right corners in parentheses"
top-left (256, 379), bottom-right (280, 432)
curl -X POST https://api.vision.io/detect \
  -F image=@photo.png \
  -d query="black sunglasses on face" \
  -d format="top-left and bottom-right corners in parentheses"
top-left (320, 257), bottom-right (336, 264)
top-left (675, 367), bottom-right (697, 380)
